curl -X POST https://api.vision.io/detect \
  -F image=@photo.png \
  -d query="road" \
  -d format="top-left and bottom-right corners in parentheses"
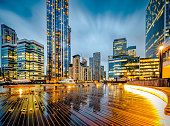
top-left (0, 84), bottom-right (169, 126)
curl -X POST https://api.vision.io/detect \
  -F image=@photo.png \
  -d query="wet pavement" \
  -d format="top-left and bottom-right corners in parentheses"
top-left (0, 84), bottom-right (169, 126)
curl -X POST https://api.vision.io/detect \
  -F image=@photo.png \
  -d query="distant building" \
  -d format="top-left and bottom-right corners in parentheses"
top-left (72, 55), bottom-right (80, 81)
top-left (47, 0), bottom-right (71, 83)
top-left (104, 71), bottom-right (106, 80)
top-left (89, 57), bottom-right (93, 79)
top-left (100, 66), bottom-right (104, 81)
top-left (93, 52), bottom-right (101, 81)
top-left (127, 46), bottom-right (136, 57)
top-left (82, 58), bottom-right (87, 67)
top-left (1, 24), bottom-right (17, 81)
top-left (145, 0), bottom-right (170, 58)
top-left (113, 38), bottom-right (127, 57)
top-left (17, 39), bottom-right (44, 80)
top-left (87, 66), bottom-right (92, 81)
top-left (68, 64), bottom-right (73, 79)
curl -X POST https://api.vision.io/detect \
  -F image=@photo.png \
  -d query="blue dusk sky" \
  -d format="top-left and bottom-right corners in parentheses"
top-left (0, 0), bottom-right (149, 74)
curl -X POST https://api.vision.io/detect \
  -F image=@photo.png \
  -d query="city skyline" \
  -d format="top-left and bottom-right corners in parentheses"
top-left (0, 0), bottom-right (149, 75)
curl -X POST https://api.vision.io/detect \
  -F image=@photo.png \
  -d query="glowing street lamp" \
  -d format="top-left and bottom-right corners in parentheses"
top-left (159, 45), bottom-right (164, 79)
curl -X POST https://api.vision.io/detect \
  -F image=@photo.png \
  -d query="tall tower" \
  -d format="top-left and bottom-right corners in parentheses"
top-left (145, 0), bottom-right (170, 58)
top-left (93, 52), bottom-right (101, 81)
top-left (113, 38), bottom-right (127, 57)
top-left (47, 0), bottom-right (71, 83)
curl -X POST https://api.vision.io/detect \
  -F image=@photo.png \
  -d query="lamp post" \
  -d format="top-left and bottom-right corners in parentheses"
top-left (159, 46), bottom-right (164, 79)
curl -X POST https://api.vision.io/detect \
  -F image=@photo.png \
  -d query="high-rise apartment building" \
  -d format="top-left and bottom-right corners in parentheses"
top-left (17, 39), bottom-right (44, 80)
top-left (1, 24), bottom-right (17, 81)
top-left (113, 38), bottom-right (127, 57)
top-left (93, 52), bottom-right (101, 81)
top-left (145, 0), bottom-right (170, 58)
top-left (47, 0), bottom-right (71, 83)
top-left (127, 46), bottom-right (136, 57)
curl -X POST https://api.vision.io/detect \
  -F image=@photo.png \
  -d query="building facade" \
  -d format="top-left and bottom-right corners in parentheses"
top-left (140, 58), bottom-right (159, 79)
top-left (108, 55), bottom-right (158, 80)
top-left (1, 24), bottom-right (17, 81)
top-left (47, 0), bottom-right (71, 83)
top-left (72, 55), bottom-right (80, 81)
top-left (127, 46), bottom-right (136, 57)
top-left (160, 37), bottom-right (170, 78)
top-left (145, 0), bottom-right (170, 58)
top-left (100, 66), bottom-right (104, 81)
top-left (113, 38), bottom-right (127, 57)
top-left (93, 52), bottom-right (101, 81)
top-left (17, 39), bottom-right (44, 80)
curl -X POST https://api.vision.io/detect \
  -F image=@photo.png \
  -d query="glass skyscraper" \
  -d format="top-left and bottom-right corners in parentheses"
top-left (93, 52), bottom-right (101, 81)
top-left (113, 38), bottom-right (127, 57)
top-left (1, 24), bottom-right (17, 81)
top-left (47, 0), bottom-right (71, 83)
top-left (145, 0), bottom-right (170, 58)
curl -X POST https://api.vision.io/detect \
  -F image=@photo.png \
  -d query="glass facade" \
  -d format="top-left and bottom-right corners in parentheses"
top-left (47, 0), bottom-right (71, 83)
top-left (145, 0), bottom-right (170, 58)
top-left (108, 56), bottom-right (158, 80)
top-left (113, 38), bottom-right (127, 57)
top-left (140, 58), bottom-right (159, 79)
top-left (17, 39), bottom-right (44, 80)
top-left (1, 24), bottom-right (17, 81)
top-left (161, 37), bottom-right (170, 78)
top-left (93, 52), bottom-right (101, 81)
top-left (127, 46), bottom-right (136, 57)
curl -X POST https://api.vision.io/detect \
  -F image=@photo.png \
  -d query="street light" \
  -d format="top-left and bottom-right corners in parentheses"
top-left (159, 45), bottom-right (164, 79)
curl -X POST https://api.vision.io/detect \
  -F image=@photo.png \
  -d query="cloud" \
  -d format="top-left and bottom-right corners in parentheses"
top-left (70, 1), bottom-right (146, 75)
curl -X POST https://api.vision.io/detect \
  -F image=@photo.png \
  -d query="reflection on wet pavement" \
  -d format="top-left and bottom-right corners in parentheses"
top-left (0, 84), bottom-right (169, 126)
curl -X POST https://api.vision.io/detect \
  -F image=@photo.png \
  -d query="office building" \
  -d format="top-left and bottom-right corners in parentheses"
top-left (100, 66), bottom-right (104, 80)
top-left (127, 46), bottom-right (136, 57)
top-left (145, 0), bottom-right (170, 58)
top-left (17, 39), bottom-right (44, 81)
top-left (68, 64), bottom-right (73, 79)
top-left (82, 58), bottom-right (87, 67)
top-left (47, 0), bottom-right (71, 83)
top-left (140, 58), bottom-right (159, 79)
top-left (113, 38), bottom-right (127, 57)
top-left (159, 37), bottom-right (170, 78)
top-left (108, 56), bottom-right (159, 80)
top-left (93, 52), bottom-right (101, 81)
top-left (108, 55), bottom-right (129, 80)
top-left (72, 55), bottom-right (80, 81)
top-left (1, 24), bottom-right (17, 81)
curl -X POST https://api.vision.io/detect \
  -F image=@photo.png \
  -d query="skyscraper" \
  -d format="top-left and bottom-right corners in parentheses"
top-left (93, 52), bottom-right (101, 81)
top-left (1, 24), bottom-right (17, 81)
top-left (145, 0), bottom-right (170, 58)
top-left (89, 57), bottom-right (93, 79)
top-left (47, 0), bottom-right (71, 83)
top-left (127, 46), bottom-right (136, 57)
top-left (113, 38), bottom-right (127, 57)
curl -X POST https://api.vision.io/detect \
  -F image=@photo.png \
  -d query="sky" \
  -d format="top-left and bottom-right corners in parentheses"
top-left (0, 0), bottom-right (149, 75)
